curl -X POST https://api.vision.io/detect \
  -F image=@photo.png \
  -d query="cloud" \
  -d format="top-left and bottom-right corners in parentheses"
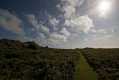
top-left (90, 28), bottom-right (114, 35)
top-left (27, 14), bottom-right (70, 47)
top-left (25, 0), bottom-right (94, 48)
top-left (65, 15), bottom-right (94, 33)
top-left (82, 29), bottom-right (117, 48)
top-left (48, 32), bottom-right (67, 45)
top-left (57, 0), bottom-right (77, 19)
top-left (60, 27), bottom-right (70, 37)
top-left (27, 14), bottom-right (50, 36)
top-left (17, 0), bottom-right (118, 48)
top-left (95, 29), bottom-right (107, 34)
top-left (84, 34), bottom-right (118, 48)
top-left (49, 17), bottom-right (60, 31)
top-left (49, 17), bottom-right (59, 26)
top-left (57, 0), bottom-right (94, 33)
top-left (34, 31), bottom-right (68, 47)
top-left (47, 27), bottom-right (71, 46)
top-left (26, 0), bottom-right (95, 48)
top-left (57, 0), bottom-right (85, 19)
top-left (27, 14), bottom-right (39, 29)
top-left (40, 24), bottom-right (50, 35)
top-left (0, 9), bottom-right (22, 33)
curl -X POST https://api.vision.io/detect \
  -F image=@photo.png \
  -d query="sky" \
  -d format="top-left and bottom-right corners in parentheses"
top-left (0, 0), bottom-right (119, 48)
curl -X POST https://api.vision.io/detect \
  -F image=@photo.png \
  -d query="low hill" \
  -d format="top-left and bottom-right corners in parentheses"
top-left (0, 39), bottom-right (80, 80)
top-left (0, 39), bottom-right (41, 49)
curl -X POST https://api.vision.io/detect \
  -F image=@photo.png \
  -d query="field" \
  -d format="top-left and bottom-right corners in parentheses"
top-left (81, 48), bottom-right (119, 80)
top-left (0, 48), bottom-right (98, 80)
top-left (0, 39), bottom-right (119, 80)
top-left (0, 48), bottom-right (80, 80)
top-left (75, 53), bottom-right (97, 80)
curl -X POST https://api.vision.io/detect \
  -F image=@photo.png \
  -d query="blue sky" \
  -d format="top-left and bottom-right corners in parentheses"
top-left (0, 0), bottom-right (119, 48)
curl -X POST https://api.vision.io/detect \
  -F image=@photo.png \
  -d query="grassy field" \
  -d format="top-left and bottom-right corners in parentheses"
top-left (82, 48), bottom-right (119, 80)
top-left (0, 48), bottom-right (80, 80)
top-left (75, 52), bottom-right (97, 80)
top-left (1, 39), bottom-right (119, 80)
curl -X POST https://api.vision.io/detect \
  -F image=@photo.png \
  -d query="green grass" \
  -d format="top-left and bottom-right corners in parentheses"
top-left (75, 53), bottom-right (97, 80)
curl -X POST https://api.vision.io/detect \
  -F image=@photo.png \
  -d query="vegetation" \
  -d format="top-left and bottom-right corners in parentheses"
top-left (0, 39), bottom-right (81, 80)
top-left (0, 39), bottom-right (119, 80)
top-left (0, 48), bottom-right (81, 80)
top-left (81, 48), bottom-right (119, 80)
top-left (76, 53), bottom-right (97, 80)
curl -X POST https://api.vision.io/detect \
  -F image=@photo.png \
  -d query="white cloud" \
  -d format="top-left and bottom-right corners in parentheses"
top-left (90, 28), bottom-right (106, 34)
top-left (57, 0), bottom-right (94, 33)
top-left (40, 24), bottom-right (50, 35)
top-left (27, 14), bottom-right (70, 47)
top-left (90, 28), bottom-right (114, 34)
top-left (57, 0), bottom-right (79, 19)
top-left (60, 27), bottom-right (70, 37)
top-left (26, 0), bottom-right (95, 48)
top-left (31, 0), bottom-right (94, 47)
top-left (35, 33), bottom-right (48, 47)
top-left (49, 17), bottom-right (59, 26)
top-left (24, 0), bottom-right (118, 48)
top-left (0, 9), bottom-right (22, 33)
top-left (97, 29), bottom-right (107, 34)
top-left (63, 5), bottom-right (76, 19)
top-left (65, 15), bottom-right (94, 33)
top-left (27, 14), bottom-right (50, 35)
top-left (27, 14), bottom-right (39, 29)
top-left (85, 34), bottom-right (118, 48)
top-left (48, 32), bottom-right (67, 45)
top-left (25, 0), bottom-right (95, 48)
top-left (57, 0), bottom-right (85, 19)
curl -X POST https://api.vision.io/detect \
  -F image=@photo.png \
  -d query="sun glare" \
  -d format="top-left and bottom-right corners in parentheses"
top-left (97, 0), bottom-right (112, 18)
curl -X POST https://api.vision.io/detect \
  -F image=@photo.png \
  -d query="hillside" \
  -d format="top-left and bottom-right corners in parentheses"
top-left (0, 39), bottom-right (41, 49)
top-left (0, 39), bottom-right (81, 80)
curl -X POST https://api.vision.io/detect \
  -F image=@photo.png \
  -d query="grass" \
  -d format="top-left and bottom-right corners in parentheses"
top-left (75, 52), bottom-right (97, 80)
top-left (0, 49), bottom-right (80, 80)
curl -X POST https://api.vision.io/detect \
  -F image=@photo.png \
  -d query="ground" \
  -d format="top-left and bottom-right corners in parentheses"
top-left (75, 53), bottom-right (97, 80)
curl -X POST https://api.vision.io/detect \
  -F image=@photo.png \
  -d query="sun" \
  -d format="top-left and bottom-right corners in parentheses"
top-left (97, 0), bottom-right (112, 18)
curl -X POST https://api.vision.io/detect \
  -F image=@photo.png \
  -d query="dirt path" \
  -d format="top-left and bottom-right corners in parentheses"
top-left (75, 53), bottom-right (97, 80)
